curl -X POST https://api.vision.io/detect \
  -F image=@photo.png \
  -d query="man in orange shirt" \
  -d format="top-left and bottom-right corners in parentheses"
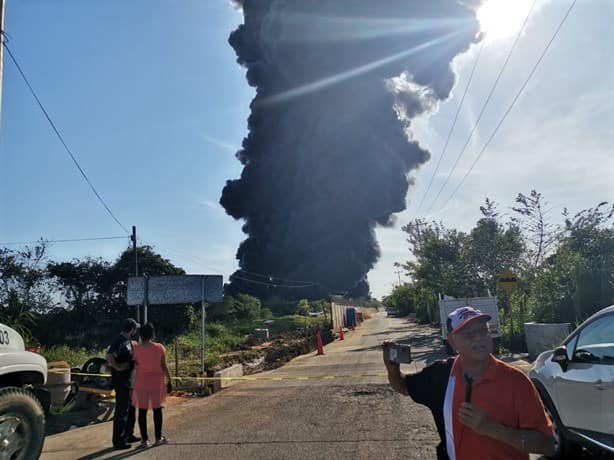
top-left (383, 306), bottom-right (555, 459)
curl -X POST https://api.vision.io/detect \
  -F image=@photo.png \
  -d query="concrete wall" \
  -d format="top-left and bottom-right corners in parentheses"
top-left (331, 302), bottom-right (346, 331)
top-left (524, 322), bottom-right (571, 359)
top-left (213, 364), bottom-right (244, 393)
top-left (253, 328), bottom-right (269, 340)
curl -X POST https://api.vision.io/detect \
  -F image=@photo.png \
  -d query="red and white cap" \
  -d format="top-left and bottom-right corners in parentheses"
top-left (446, 306), bottom-right (491, 334)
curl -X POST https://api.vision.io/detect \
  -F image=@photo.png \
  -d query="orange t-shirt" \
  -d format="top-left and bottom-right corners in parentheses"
top-left (450, 355), bottom-right (553, 460)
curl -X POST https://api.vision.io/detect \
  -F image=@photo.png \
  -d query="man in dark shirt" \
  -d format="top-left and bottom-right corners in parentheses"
top-left (107, 318), bottom-right (140, 449)
top-left (383, 306), bottom-right (554, 460)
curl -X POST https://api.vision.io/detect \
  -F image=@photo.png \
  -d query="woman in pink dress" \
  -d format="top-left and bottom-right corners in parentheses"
top-left (132, 322), bottom-right (172, 448)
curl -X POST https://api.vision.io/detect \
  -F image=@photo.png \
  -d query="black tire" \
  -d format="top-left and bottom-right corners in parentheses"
top-left (81, 357), bottom-right (112, 390)
top-left (0, 387), bottom-right (45, 460)
top-left (537, 387), bottom-right (582, 459)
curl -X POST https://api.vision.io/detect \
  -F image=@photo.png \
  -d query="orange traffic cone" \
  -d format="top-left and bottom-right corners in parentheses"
top-left (351, 321), bottom-right (355, 331)
top-left (339, 327), bottom-right (344, 340)
top-left (316, 331), bottom-right (324, 355)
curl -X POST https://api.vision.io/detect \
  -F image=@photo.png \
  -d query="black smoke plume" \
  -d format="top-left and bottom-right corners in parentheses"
top-left (221, 0), bottom-right (479, 299)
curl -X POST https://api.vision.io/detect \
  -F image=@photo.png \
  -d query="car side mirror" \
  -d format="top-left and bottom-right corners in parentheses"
top-left (551, 346), bottom-right (568, 372)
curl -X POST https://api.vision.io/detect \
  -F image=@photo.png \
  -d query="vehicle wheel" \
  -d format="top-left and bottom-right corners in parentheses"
top-left (0, 387), bottom-right (45, 460)
top-left (81, 357), bottom-right (112, 390)
top-left (539, 388), bottom-right (582, 459)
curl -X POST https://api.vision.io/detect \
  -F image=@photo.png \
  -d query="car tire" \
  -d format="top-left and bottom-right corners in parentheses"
top-left (0, 387), bottom-right (46, 460)
top-left (538, 387), bottom-right (582, 459)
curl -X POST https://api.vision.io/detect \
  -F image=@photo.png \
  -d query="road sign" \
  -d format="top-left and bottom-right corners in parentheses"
top-left (127, 275), bottom-right (223, 305)
top-left (497, 270), bottom-right (519, 293)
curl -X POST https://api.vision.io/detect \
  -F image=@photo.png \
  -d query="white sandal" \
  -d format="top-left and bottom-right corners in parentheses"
top-left (154, 436), bottom-right (169, 446)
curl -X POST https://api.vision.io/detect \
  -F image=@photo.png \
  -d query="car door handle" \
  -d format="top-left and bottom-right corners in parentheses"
top-left (594, 380), bottom-right (608, 390)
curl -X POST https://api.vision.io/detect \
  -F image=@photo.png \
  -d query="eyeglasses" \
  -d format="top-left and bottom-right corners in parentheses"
top-left (455, 326), bottom-right (490, 340)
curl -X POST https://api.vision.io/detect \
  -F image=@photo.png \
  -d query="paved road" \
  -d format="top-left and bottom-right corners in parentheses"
top-left (42, 312), bottom-right (447, 459)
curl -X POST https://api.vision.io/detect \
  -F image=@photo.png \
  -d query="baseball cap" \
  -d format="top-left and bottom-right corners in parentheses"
top-left (446, 306), bottom-right (491, 334)
top-left (122, 318), bottom-right (140, 332)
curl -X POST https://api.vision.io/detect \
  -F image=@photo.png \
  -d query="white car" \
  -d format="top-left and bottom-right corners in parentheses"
top-left (529, 305), bottom-right (614, 458)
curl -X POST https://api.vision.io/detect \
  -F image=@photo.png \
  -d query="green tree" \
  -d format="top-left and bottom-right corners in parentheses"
top-left (511, 190), bottom-right (558, 269)
top-left (524, 202), bottom-right (613, 324)
top-left (383, 284), bottom-right (415, 314)
top-left (465, 199), bottom-right (525, 296)
top-left (296, 299), bottom-right (311, 316)
top-left (208, 294), bottom-right (262, 321)
top-left (0, 242), bottom-right (54, 340)
top-left (398, 219), bottom-right (469, 297)
top-left (233, 294), bottom-right (262, 320)
top-left (39, 245), bottom-right (191, 347)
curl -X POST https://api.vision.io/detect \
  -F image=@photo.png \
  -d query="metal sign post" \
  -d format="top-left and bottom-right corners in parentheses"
top-left (201, 277), bottom-right (206, 376)
top-left (143, 275), bottom-right (149, 324)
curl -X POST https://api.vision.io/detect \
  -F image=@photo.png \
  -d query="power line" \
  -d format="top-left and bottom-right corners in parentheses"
top-left (423, 0), bottom-right (538, 216)
top-left (141, 236), bottom-right (322, 289)
top-left (415, 31), bottom-right (487, 213)
top-left (0, 236), bottom-right (128, 246)
top-left (232, 275), bottom-right (318, 289)
top-left (434, 0), bottom-right (577, 214)
top-left (142, 239), bottom-right (223, 274)
top-left (237, 269), bottom-right (318, 285)
top-left (2, 41), bottom-right (129, 235)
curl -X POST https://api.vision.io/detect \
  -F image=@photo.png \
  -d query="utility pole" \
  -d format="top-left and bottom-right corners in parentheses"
top-left (131, 225), bottom-right (138, 276)
top-left (0, 0), bottom-right (6, 130)
top-left (395, 270), bottom-right (402, 287)
top-left (131, 226), bottom-right (140, 323)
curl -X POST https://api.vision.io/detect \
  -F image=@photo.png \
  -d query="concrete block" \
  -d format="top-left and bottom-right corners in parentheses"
top-left (524, 322), bottom-right (571, 360)
top-left (253, 328), bottom-right (269, 340)
top-left (213, 364), bottom-right (243, 392)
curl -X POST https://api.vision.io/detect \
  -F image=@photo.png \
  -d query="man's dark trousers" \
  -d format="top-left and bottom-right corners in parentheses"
top-left (112, 385), bottom-right (136, 446)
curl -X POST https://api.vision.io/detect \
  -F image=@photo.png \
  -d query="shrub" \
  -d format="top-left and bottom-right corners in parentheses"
top-left (41, 345), bottom-right (102, 368)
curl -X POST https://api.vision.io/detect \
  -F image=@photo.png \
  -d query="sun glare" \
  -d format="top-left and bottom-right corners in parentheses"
top-left (477, 0), bottom-right (535, 41)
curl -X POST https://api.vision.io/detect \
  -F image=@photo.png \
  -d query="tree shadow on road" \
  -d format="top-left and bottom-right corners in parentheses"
top-left (77, 446), bottom-right (141, 460)
top-left (346, 334), bottom-right (449, 366)
top-left (46, 397), bottom-right (115, 436)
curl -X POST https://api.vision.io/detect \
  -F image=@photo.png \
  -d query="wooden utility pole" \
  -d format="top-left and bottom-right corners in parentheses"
top-left (131, 226), bottom-right (140, 323)
top-left (0, 0), bottom-right (6, 130)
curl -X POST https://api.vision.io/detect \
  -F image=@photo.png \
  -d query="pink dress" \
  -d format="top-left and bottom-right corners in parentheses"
top-left (131, 342), bottom-right (167, 409)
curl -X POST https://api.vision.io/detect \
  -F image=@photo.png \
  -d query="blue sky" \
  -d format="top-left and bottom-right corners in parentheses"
top-left (1, 0), bottom-right (612, 300)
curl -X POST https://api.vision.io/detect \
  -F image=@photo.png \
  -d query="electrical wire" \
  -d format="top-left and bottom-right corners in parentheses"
top-left (0, 236), bottom-right (128, 246)
top-left (147, 236), bottom-right (322, 288)
top-left (148, 242), bottom-right (222, 274)
top-left (147, 240), bottom-right (321, 288)
top-left (434, 0), bottom-right (577, 214)
top-left (415, 31), bottom-right (487, 213)
top-left (231, 275), bottom-right (318, 289)
top-left (237, 269), bottom-right (319, 285)
top-left (423, 0), bottom-right (539, 215)
top-left (2, 41), bottom-right (129, 235)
